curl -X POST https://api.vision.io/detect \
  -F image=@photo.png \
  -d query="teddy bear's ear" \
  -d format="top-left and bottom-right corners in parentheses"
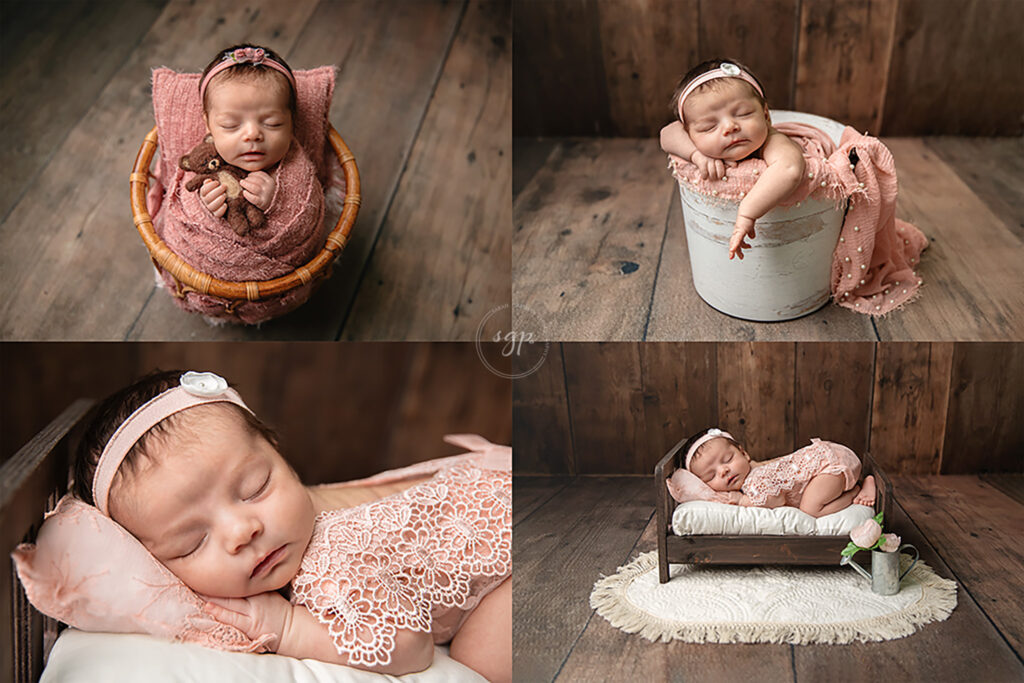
top-left (203, 134), bottom-right (214, 144)
top-left (179, 154), bottom-right (191, 171)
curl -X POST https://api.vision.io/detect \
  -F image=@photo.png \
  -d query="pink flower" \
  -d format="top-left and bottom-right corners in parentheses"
top-left (879, 533), bottom-right (901, 552)
top-left (850, 519), bottom-right (882, 548)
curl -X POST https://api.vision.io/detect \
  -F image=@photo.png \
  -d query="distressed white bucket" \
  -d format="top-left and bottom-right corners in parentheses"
top-left (679, 110), bottom-right (847, 321)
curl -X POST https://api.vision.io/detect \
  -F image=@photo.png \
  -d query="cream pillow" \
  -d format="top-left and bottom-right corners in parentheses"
top-left (41, 630), bottom-right (486, 683)
top-left (672, 501), bottom-right (874, 536)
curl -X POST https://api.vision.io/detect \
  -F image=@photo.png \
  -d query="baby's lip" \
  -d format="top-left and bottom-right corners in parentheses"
top-left (251, 545), bottom-right (286, 578)
top-left (725, 139), bottom-right (747, 149)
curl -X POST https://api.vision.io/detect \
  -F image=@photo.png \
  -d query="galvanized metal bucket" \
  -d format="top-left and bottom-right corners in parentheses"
top-left (679, 111), bottom-right (847, 321)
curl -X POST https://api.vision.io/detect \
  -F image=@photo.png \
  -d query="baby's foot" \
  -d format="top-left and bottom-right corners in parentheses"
top-left (853, 475), bottom-right (876, 506)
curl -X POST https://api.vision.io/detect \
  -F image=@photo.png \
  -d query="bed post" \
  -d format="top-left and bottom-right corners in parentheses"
top-left (0, 399), bottom-right (93, 683)
top-left (655, 438), bottom-right (687, 583)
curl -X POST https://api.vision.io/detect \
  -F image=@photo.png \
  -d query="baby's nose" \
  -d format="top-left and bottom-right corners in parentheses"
top-left (227, 516), bottom-right (262, 552)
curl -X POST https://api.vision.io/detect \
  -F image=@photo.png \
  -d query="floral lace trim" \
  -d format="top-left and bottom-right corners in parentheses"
top-left (291, 461), bottom-right (511, 667)
top-left (742, 440), bottom-right (844, 506)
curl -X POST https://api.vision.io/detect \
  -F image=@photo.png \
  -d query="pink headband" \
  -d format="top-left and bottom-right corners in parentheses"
top-left (677, 62), bottom-right (764, 120)
top-left (92, 372), bottom-right (252, 516)
top-left (684, 428), bottom-right (735, 470)
top-left (199, 47), bottom-right (296, 104)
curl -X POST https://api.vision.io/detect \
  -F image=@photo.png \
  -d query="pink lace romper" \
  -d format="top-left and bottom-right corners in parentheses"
top-left (741, 439), bottom-right (862, 507)
top-left (290, 450), bottom-right (511, 668)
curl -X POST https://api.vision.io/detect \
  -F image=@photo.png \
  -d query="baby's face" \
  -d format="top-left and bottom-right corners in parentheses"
top-left (683, 79), bottom-right (769, 162)
top-left (204, 75), bottom-right (293, 172)
top-left (111, 404), bottom-right (315, 598)
top-left (688, 437), bottom-right (751, 492)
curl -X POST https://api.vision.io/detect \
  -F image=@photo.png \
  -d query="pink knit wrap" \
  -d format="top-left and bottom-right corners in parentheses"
top-left (670, 122), bottom-right (928, 315)
top-left (147, 67), bottom-right (339, 324)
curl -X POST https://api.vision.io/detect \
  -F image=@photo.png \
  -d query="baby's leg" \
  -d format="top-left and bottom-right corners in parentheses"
top-left (449, 577), bottom-right (511, 683)
top-left (853, 475), bottom-right (876, 506)
top-left (799, 473), bottom-right (861, 518)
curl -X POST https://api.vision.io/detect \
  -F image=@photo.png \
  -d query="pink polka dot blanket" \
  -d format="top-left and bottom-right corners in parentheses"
top-left (669, 122), bottom-right (928, 315)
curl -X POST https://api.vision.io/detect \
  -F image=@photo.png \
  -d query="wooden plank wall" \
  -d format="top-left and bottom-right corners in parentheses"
top-left (512, 342), bottom-right (1024, 475)
top-left (513, 0), bottom-right (1024, 136)
top-left (1, 343), bottom-right (512, 484)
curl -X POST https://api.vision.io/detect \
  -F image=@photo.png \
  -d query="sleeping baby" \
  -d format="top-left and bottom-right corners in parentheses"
top-left (673, 428), bottom-right (876, 518)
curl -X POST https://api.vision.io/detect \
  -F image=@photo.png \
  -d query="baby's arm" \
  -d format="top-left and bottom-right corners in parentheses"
top-left (660, 121), bottom-right (735, 181)
top-left (729, 129), bottom-right (806, 259)
top-left (204, 593), bottom-right (434, 675)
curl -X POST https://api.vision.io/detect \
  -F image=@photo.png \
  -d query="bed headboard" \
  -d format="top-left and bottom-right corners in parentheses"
top-left (0, 399), bottom-right (93, 683)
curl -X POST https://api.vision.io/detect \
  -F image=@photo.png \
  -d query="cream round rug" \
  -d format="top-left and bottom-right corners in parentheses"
top-left (590, 551), bottom-right (956, 644)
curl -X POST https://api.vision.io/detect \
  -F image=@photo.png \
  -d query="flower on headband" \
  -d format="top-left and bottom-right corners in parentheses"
top-left (180, 371), bottom-right (229, 397)
top-left (231, 47), bottom-right (266, 65)
top-left (707, 428), bottom-right (723, 437)
top-left (720, 63), bottom-right (741, 77)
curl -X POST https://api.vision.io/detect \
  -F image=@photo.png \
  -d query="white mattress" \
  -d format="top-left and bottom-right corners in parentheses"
top-left (672, 501), bottom-right (875, 536)
top-left (41, 629), bottom-right (486, 683)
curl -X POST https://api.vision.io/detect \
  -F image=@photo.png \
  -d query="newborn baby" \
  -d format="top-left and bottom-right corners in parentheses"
top-left (677, 428), bottom-right (875, 518)
top-left (660, 59), bottom-right (806, 260)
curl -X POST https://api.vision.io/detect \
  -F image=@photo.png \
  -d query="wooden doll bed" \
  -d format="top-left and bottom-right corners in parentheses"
top-left (654, 437), bottom-right (894, 584)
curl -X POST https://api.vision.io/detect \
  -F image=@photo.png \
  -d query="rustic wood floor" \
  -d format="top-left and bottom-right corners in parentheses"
top-left (0, 0), bottom-right (510, 341)
top-left (513, 474), bottom-right (1024, 682)
top-left (513, 136), bottom-right (1024, 341)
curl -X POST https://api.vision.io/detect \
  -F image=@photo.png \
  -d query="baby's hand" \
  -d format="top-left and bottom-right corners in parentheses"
top-left (727, 491), bottom-right (744, 505)
top-left (729, 215), bottom-right (757, 260)
top-left (240, 171), bottom-right (275, 211)
top-left (202, 591), bottom-right (294, 651)
top-left (690, 150), bottom-right (736, 181)
top-left (199, 179), bottom-right (227, 218)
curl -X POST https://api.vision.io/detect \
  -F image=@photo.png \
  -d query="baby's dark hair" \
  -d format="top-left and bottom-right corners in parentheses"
top-left (72, 369), bottom-right (278, 507)
top-left (670, 58), bottom-right (767, 126)
top-left (672, 427), bottom-right (744, 472)
top-left (200, 43), bottom-right (296, 117)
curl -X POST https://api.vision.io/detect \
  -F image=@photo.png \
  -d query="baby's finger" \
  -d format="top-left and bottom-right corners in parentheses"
top-left (725, 160), bottom-right (738, 168)
top-left (242, 189), bottom-right (259, 206)
top-left (714, 160), bottom-right (725, 179)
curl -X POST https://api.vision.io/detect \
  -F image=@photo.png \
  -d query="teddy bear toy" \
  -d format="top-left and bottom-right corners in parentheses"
top-left (179, 134), bottom-right (266, 236)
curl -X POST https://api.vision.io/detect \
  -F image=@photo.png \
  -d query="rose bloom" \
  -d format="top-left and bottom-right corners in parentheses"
top-left (879, 533), bottom-right (900, 553)
top-left (850, 519), bottom-right (882, 548)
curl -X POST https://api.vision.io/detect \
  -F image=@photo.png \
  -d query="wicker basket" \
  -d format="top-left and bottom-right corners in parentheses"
top-left (129, 125), bottom-right (360, 315)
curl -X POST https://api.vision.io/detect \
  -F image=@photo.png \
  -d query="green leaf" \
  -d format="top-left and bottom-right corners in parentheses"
top-left (873, 511), bottom-right (884, 525)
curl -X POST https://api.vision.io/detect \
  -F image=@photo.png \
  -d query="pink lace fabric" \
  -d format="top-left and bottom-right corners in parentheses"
top-left (291, 437), bottom-right (511, 668)
top-left (742, 439), bottom-right (862, 507)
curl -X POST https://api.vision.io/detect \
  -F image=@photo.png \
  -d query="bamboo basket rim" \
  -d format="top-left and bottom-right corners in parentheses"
top-left (129, 125), bottom-right (361, 302)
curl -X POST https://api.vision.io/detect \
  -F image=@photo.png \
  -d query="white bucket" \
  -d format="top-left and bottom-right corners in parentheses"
top-left (679, 110), bottom-right (847, 321)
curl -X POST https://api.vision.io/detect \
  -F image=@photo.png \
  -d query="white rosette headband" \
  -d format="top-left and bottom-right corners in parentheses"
top-left (677, 62), bottom-right (764, 121)
top-left (92, 371), bottom-right (252, 515)
top-left (683, 428), bottom-right (735, 470)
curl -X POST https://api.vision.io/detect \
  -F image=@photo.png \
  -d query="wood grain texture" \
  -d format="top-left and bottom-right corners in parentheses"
top-left (512, 0), bottom-right (613, 137)
top-left (0, 0), bottom-right (168, 220)
top-left (512, 475), bottom-right (570, 527)
top-left (884, 0), bottom-right (1024, 135)
top-left (869, 342), bottom-right (953, 474)
top-left (941, 343), bottom-right (1024, 474)
top-left (638, 342), bottom-right (717, 469)
top-left (792, 488), bottom-right (1024, 681)
top-left (717, 343), bottom-right (795, 458)
top-left (698, 0), bottom-right (798, 111)
top-left (512, 344), bottom-right (575, 475)
top-left (874, 139), bottom-right (1024, 341)
top-left (512, 138), bottom-right (671, 341)
top-left (794, 0), bottom-right (897, 135)
top-left (925, 137), bottom-right (1024, 242)
top-left (512, 476), bottom-right (653, 682)
top-left (562, 343), bottom-right (647, 474)
top-left (340, 0), bottom-right (511, 340)
top-left (794, 342), bottom-right (874, 454)
top-left (596, 0), bottom-right (696, 136)
top-left (893, 475), bottom-right (1024, 657)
